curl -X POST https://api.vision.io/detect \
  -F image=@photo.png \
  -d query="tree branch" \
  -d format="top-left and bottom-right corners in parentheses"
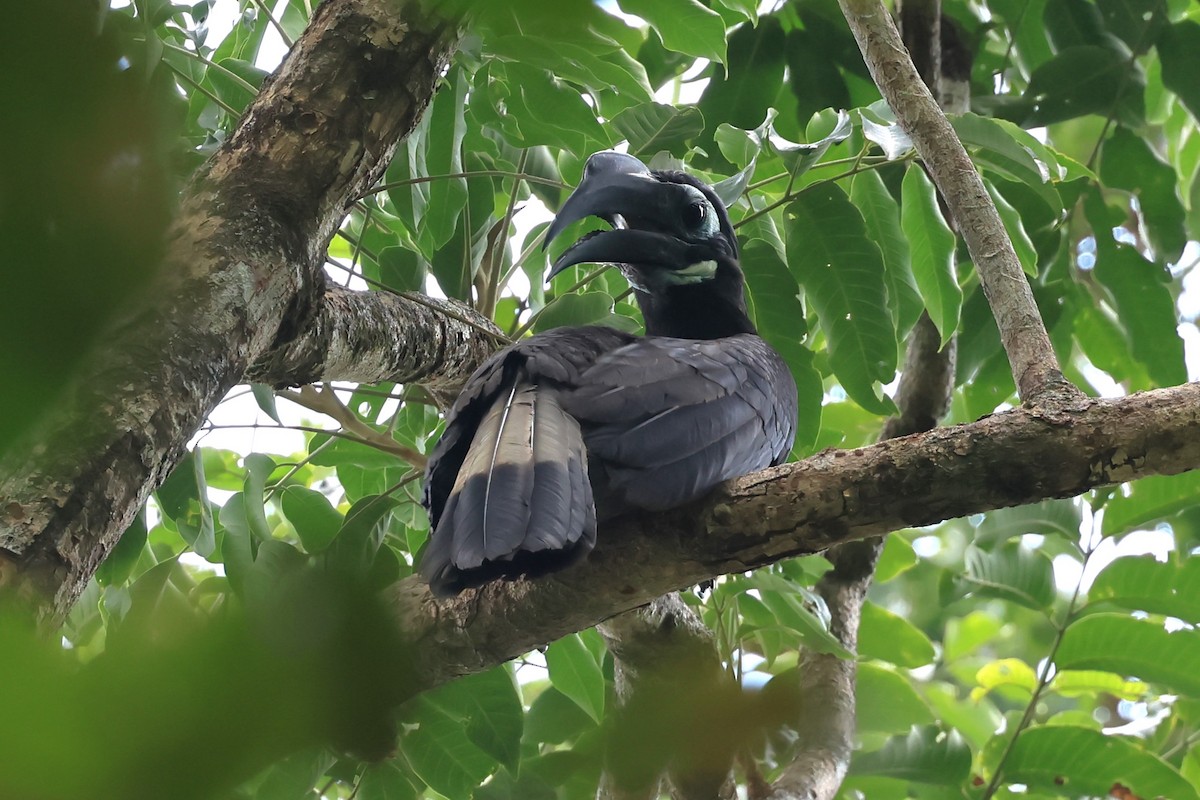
top-left (246, 285), bottom-right (502, 399)
top-left (392, 381), bottom-right (1200, 692)
top-left (837, 0), bottom-right (1074, 403)
top-left (0, 0), bottom-right (459, 623)
top-left (597, 594), bottom-right (737, 800)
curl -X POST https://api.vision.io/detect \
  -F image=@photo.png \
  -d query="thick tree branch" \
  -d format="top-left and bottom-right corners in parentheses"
top-left (392, 381), bottom-right (1200, 692)
top-left (246, 286), bottom-right (502, 398)
top-left (837, 0), bottom-right (1073, 403)
top-left (0, 0), bottom-right (458, 623)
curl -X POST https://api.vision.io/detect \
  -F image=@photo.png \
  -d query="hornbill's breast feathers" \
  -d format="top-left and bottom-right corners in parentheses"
top-left (420, 152), bottom-right (799, 597)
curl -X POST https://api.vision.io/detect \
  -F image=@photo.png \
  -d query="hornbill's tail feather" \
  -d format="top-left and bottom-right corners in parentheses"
top-left (420, 382), bottom-right (596, 597)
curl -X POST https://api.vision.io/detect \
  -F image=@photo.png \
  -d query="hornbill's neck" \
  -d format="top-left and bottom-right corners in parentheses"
top-left (632, 259), bottom-right (757, 340)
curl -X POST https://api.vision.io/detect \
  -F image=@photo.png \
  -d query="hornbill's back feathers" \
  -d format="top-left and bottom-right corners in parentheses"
top-left (420, 153), bottom-right (798, 597)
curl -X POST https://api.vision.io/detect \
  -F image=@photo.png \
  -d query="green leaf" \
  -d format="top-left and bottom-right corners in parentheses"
top-left (944, 611), bottom-right (1004, 662)
top-left (1088, 237), bottom-right (1185, 387)
top-left (715, 123), bottom-right (760, 168)
top-left (761, 109), bottom-right (853, 178)
top-left (1088, 555), bottom-right (1200, 623)
top-left (975, 498), bottom-right (1082, 549)
top-left (740, 240), bottom-right (822, 449)
top-left (753, 576), bottom-right (854, 658)
top-left (851, 726), bottom-right (972, 785)
top-left (423, 667), bottom-right (524, 772)
top-left (711, 157), bottom-right (756, 207)
top-left (1100, 125), bottom-right (1188, 262)
top-left (784, 183), bottom-right (897, 415)
top-left (618, 0), bottom-right (726, 63)
top-left (858, 602), bottom-right (936, 668)
top-left (428, 222), bottom-right (479, 302)
top-left (848, 169), bottom-right (921, 336)
top-left (545, 634), bottom-right (605, 723)
top-left (1072, 302), bottom-right (1151, 390)
top-left (900, 166), bottom-right (960, 348)
top-left (526, 687), bottom-right (596, 744)
top-left (996, 725), bottom-right (1199, 800)
top-left (218, 494), bottom-right (254, 593)
top-left (922, 681), bottom-right (1003, 751)
top-left (711, 0), bottom-right (757, 25)
top-left (533, 292), bottom-right (614, 332)
top-left (611, 101), bottom-right (703, 158)
top-left (958, 543), bottom-right (1056, 611)
top-left (357, 761), bottom-right (418, 800)
top-left (1058, 613), bottom-right (1200, 696)
top-left (1050, 670), bottom-right (1148, 700)
top-left (984, 180), bottom-right (1039, 277)
top-left (97, 510), bottom-right (149, 587)
top-left (377, 247), bottom-right (426, 293)
top-left (309, 436), bottom-right (409, 469)
top-left (856, 664), bottom-right (935, 734)
top-left (875, 533), bottom-right (917, 583)
top-left (417, 68), bottom-right (469, 252)
top-left (208, 57), bottom-right (267, 112)
top-left (971, 658), bottom-right (1038, 701)
top-left (696, 16), bottom-right (784, 132)
top-left (242, 453), bottom-right (275, 542)
top-left (490, 62), bottom-right (611, 157)
top-left (404, 697), bottom-right (496, 798)
top-left (486, 35), bottom-right (652, 102)
top-left (952, 112), bottom-right (1063, 214)
top-left (324, 495), bottom-right (398, 576)
top-left (1158, 21), bottom-right (1200, 122)
top-left (1025, 45), bottom-right (1145, 127)
top-left (280, 486), bottom-right (342, 554)
top-left (250, 384), bottom-right (281, 424)
top-left (157, 450), bottom-right (216, 558)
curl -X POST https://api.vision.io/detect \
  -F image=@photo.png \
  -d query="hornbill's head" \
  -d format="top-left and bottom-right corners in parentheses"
top-left (544, 152), bottom-right (741, 295)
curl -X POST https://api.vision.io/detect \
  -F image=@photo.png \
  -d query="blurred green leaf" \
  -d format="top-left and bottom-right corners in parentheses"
top-left (859, 602), bottom-right (936, 668)
top-left (1087, 555), bottom-right (1200, 622)
top-left (975, 498), bottom-right (1081, 549)
top-left (546, 634), bottom-right (605, 723)
top-left (857, 664), bottom-right (935, 734)
top-left (1157, 20), bottom-right (1200, 122)
top-left (993, 725), bottom-right (1199, 800)
top-left (958, 543), bottom-right (1056, 611)
top-left (533, 292), bottom-right (614, 332)
top-left (1100, 126), bottom-right (1188, 262)
top-left (358, 761), bottom-right (418, 800)
top-left (851, 726), bottom-right (972, 785)
top-left (1058, 613), bottom-right (1200, 696)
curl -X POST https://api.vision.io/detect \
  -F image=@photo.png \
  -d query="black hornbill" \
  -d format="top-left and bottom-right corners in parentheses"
top-left (419, 152), bottom-right (798, 597)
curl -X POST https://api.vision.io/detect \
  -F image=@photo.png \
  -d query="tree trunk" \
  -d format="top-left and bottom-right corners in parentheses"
top-left (0, 0), bottom-right (462, 624)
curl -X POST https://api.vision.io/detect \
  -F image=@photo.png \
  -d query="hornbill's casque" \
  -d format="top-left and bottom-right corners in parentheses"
top-left (420, 152), bottom-right (798, 597)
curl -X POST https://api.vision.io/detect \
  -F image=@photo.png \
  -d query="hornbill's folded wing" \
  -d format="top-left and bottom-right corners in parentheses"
top-left (564, 332), bottom-right (798, 512)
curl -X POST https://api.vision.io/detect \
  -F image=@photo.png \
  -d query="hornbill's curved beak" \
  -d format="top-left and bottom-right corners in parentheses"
top-left (544, 152), bottom-right (688, 281)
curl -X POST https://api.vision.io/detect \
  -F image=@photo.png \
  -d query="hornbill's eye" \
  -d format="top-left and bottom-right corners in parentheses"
top-left (683, 201), bottom-right (707, 229)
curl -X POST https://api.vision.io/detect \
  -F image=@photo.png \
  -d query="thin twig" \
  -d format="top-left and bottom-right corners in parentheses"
top-left (278, 385), bottom-right (427, 468)
top-left (981, 539), bottom-right (1099, 799)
